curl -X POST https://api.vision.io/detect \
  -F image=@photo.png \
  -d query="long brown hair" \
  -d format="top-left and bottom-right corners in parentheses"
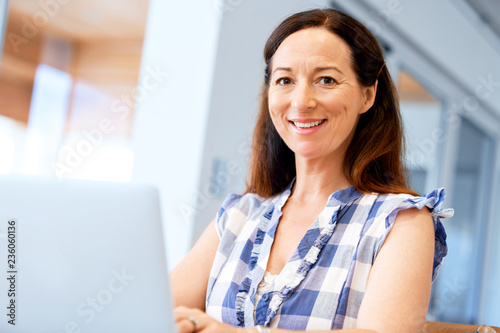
top-left (246, 9), bottom-right (417, 197)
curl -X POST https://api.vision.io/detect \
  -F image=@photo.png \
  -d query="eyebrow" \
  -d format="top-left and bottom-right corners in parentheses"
top-left (272, 66), bottom-right (344, 75)
top-left (315, 66), bottom-right (344, 75)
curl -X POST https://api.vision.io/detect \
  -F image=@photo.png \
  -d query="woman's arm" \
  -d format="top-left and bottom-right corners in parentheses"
top-left (356, 207), bottom-right (435, 332)
top-left (170, 218), bottom-right (219, 310)
top-left (175, 306), bottom-right (377, 333)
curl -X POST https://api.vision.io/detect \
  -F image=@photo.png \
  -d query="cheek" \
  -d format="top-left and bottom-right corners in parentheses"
top-left (268, 91), bottom-right (289, 116)
top-left (322, 92), bottom-right (360, 119)
top-left (321, 95), bottom-right (348, 118)
top-left (268, 94), bottom-right (289, 138)
top-left (268, 94), bottom-right (287, 132)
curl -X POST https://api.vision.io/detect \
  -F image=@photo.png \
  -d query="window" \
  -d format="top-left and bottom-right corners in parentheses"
top-left (428, 118), bottom-right (494, 324)
top-left (0, 0), bottom-right (149, 181)
top-left (398, 70), bottom-right (443, 195)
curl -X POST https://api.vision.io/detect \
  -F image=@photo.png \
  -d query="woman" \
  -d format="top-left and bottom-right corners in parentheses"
top-left (172, 8), bottom-right (453, 333)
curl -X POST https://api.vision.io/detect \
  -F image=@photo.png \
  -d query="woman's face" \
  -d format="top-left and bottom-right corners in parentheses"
top-left (268, 27), bottom-right (376, 162)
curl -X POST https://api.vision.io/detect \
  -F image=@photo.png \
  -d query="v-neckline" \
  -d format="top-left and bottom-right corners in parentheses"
top-left (263, 181), bottom-right (361, 276)
top-left (234, 181), bottom-right (362, 326)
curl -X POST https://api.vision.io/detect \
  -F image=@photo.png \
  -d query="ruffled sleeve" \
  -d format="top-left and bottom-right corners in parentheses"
top-left (215, 193), bottom-right (243, 238)
top-left (374, 188), bottom-right (454, 282)
top-left (214, 192), bottom-right (268, 240)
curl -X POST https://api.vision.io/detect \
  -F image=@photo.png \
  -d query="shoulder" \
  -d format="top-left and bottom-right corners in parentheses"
top-left (215, 191), bottom-right (277, 239)
top-left (364, 188), bottom-right (453, 281)
top-left (217, 192), bottom-right (266, 219)
top-left (364, 188), bottom-right (453, 224)
top-left (385, 206), bottom-right (434, 254)
top-left (393, 204), bottom-right (432, 223)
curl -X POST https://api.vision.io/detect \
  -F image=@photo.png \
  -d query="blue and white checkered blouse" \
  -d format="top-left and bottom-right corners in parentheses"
top-left (205, 183), bottom-right (453, 330)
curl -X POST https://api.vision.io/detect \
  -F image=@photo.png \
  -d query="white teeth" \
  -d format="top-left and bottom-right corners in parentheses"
top-left (293, 120), bottom-right (324, 128)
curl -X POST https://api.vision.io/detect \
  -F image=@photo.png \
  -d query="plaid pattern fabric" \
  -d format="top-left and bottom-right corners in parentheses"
top-left (205, 183), bottom-right (453, 330)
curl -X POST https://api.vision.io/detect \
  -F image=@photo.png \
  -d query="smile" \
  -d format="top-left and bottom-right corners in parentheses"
top-left (292, 120), bottom-right (325, 128)
top-left (289, 119), bottom-right (327, 135)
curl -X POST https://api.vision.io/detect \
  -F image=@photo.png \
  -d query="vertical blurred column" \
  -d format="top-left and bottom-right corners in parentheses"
top-left (22, 64), bottom-right (71, 175)
top-left (480, 144), bottom-right (500, 326)
top-left (0, 0), bottom-right (9, 64)
top-left (132, 0), bottom-right (221, 268)
top-left (22, 36), bottom-right (72, 176)
top-left (0, 1), bottom-right (12, 174)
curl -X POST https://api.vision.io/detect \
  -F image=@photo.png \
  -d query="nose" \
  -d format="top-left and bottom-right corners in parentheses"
top-left (291, 82), bottom-right (317, 111)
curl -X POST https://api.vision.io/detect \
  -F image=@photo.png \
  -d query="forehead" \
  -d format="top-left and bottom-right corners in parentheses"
top-left (272, 27), bottom-right (352, 69)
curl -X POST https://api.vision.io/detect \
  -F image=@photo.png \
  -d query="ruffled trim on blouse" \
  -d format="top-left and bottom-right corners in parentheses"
top-left (406, 188), bottom-right (454, 281)
top-left (261, 200), bottom-right (360, 326)
top-left (254, 271), bottom-right (277, 313)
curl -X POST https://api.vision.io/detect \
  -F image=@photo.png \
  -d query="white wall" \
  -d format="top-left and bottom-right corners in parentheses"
top-left (132, 0), bottom-right (221, 269)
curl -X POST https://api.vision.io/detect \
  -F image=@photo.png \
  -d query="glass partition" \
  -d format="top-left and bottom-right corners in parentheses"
top-left (428, 118), bottom-right (494, 324)
top-left (396, 70), bottom-right (496, 324)
top-left (398, 71), bottom-right (495, 324)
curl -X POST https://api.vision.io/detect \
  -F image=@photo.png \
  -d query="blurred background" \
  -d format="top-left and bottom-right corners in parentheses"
top-left (0, 0), bottom-right (499, 326)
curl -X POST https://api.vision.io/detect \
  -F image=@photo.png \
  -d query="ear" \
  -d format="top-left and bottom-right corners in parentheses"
top-left (359, 80), bottom-right (378, 114)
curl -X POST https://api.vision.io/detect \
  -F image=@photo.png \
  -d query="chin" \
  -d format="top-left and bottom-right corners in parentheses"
top-left (291, 147), bottom-right (326, 160)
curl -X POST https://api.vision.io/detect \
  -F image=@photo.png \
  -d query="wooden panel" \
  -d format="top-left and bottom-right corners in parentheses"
top-left (423, 321), bottom-right (500, 332)
top-left (0, 10), bottom-right (41, 123)
top-left (71, 39), bottom-right (142, 89)
top-left (398, 71), bottom-right (439, 103)
top-left (2, 10), bottom-right (43, 70)
top-left (8, 0), bottom-right (149, 41)
top-left (0, 52), bottom-right (38, 84)
top-left (0, 78), bottom-right (32, 123)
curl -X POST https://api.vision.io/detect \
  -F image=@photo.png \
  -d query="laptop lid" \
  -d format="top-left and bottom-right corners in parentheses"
top-left (0, 176), bottom-right (176, 333)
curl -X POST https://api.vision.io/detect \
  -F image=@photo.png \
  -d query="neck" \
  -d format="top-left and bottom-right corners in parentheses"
top-left (291, 153), bottom-right (351, 204)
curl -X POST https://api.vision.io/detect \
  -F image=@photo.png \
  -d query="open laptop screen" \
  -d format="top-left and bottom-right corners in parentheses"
top-left (0, 176), bottom-right (175, 333)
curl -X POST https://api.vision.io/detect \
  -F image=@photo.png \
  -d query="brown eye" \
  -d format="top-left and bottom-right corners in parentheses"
top-left (276, 78), bottom-right (292, 85)
top-left (320, 77), bottom-right (336, 85)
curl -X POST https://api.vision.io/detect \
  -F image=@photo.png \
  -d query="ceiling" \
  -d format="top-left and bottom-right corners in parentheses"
top-left (465, 0), bottom-right (500, 42)
top-left (8, 0), bottom-right (149, 41)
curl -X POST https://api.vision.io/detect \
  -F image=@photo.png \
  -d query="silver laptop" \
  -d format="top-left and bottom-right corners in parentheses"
top-left (0, 176), bottom-right (176, 333)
